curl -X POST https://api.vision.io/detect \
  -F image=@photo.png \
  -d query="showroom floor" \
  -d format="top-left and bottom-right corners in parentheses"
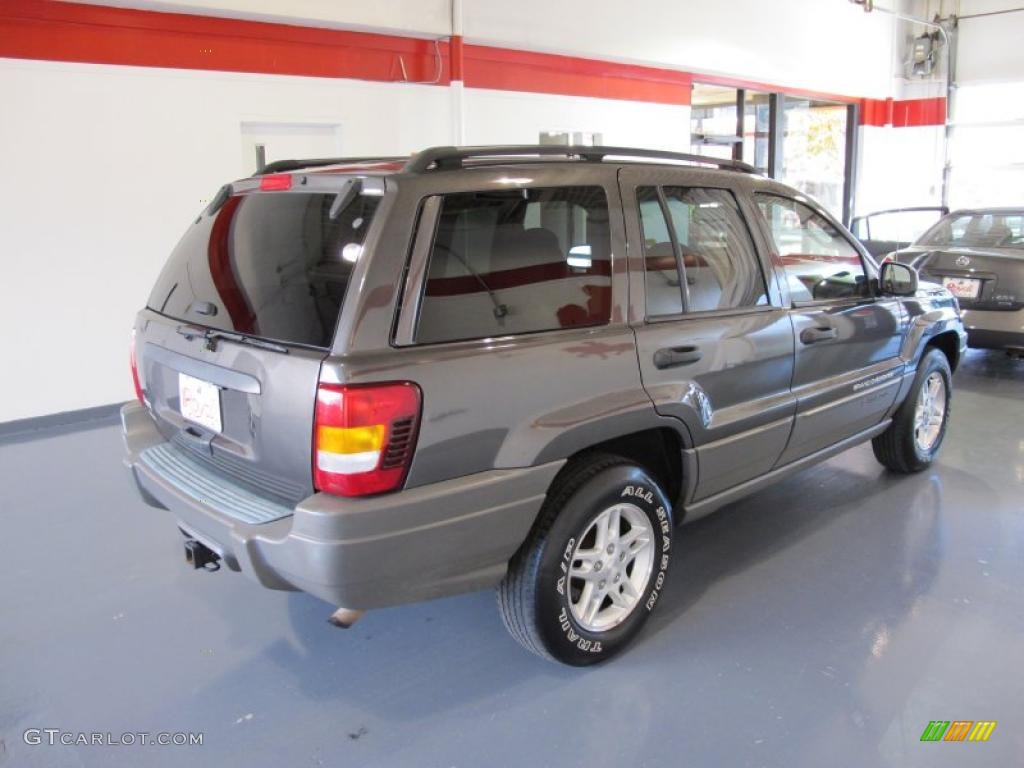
top-left (1, 350), bottom-right (1021, 768)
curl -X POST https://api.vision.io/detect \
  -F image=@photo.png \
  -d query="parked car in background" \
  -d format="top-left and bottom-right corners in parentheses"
top-left (892, 208), bottom-right (1024, 356)
top-left (122, 145), bottom-right (966, 665)
top-left (851, 206), bottom-right (948, 258)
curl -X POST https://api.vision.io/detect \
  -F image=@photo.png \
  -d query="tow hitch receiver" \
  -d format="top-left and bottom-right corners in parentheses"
top-left (184, 539), bottom-right (221, 571)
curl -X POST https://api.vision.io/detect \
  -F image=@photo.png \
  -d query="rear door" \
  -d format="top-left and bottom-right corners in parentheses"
top-left (136, 178), bottom-right (383, 503)
top-left (851, 206), bottom-right (948, 258)
top-left (620, 167), bottom-right (795, 502)
top-left (753, 192), bottom-right (905, 465)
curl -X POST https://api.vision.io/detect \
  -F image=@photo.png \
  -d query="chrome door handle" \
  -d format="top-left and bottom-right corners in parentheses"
top-left (800, 326), bottom-right (838, 344)
top-left (654, 346), bottom-right (703, 369)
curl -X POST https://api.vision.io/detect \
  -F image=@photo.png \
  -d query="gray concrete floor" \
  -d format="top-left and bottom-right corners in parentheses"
top-left (1, 350), bottom-right (1022, 768)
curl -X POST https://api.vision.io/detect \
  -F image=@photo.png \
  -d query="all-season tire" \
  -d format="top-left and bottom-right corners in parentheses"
top-left (497, 454), bottom-right (673, 665)
top-left (872, 348), bottom-right (952, 474)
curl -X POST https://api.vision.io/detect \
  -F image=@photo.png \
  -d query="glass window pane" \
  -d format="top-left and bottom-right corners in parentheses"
top-left (148, 191), bottom-right (379, 348)
top-left (865, 209), bottom-right (947, 243)
top-left (742, 91), bottom-right (771, 174)
top-left (690, 84), bottom-right (740, 162)
top-left (416, 186), bottom-right (612, 344)
top-left (638, 187), bottom-right (684, 317)
top-left (919, 212), bottom-right (1024, 250)
top-left (662, 188), bottom-right (768, 312)
top-left (756, 193), bottom-right (868, 302)
top-left (781, 100), bottom-right (848, 218)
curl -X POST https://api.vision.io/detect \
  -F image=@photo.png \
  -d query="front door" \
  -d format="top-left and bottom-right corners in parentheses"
top-left (753, 192), bottom-right (906, 465)
top-left (620, 167), bottom-right (796, 503)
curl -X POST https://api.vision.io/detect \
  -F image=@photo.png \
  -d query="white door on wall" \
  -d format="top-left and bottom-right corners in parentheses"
top-left (240, 121), bottom-right (342, 175)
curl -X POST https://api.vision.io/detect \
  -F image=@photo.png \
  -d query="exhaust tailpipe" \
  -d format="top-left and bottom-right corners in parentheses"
top-left (327, 607), bottom-right (364, 629)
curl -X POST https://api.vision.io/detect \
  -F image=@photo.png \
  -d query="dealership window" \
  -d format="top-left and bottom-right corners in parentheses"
top-left (690, 84), bottom-right (857, 223)
top-left (415, 186), bottom-right (612, 344)
top-left (638, 186), bottom-right (768, 316)
top-left (756, 193), bottom-right (868, 302)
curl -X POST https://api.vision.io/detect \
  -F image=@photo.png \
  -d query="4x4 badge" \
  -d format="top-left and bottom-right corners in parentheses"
top-left (956, 255), bottom-right (971, 267)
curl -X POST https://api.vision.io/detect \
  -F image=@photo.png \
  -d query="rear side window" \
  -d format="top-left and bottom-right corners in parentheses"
top-left (415, 186), bottom-right (612, 344)
top-left (638, 186), bottom-right (767, 316)
top-left (148, 187), bottom-right (379, 348)
top-left (755, 193), bottom-right (868, 302)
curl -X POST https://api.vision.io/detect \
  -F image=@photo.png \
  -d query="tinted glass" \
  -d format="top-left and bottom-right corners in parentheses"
top-left (638, 186), bottom-right (767, 315)
top-left (918, 212), bottom-right (1024, 250)
top-left (638, 188), bottom-right (684, 316)
top-left (415, 186), bottom-right (612, 343)
top-left (756, 193), bottom-right (868, 302)
top-left (148, 188), bottom-right (378, 347)
top-left (858, 209), bottom-right (945, 244)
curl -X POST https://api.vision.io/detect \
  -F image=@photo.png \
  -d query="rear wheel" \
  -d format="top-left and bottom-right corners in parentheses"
top-left (497, 454), bottom-right (673, 665)
top-left (872, 348), bottom-right (952, 473)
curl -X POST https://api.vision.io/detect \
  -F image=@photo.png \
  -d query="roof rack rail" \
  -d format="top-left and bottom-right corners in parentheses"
top-left (258, 156), bottom-right (407, 175)
top-left (403, 145), bottom-right (760, 174)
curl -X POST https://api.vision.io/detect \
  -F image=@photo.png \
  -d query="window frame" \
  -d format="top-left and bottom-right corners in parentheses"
top-left (753, 191), bottom-right (876, 309)
top-left (394, 184), bottom-right (618, 347)
top-left (636, 184), bottom-right (772, 322)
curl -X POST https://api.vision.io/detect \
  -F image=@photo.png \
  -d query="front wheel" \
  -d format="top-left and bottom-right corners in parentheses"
top-left (497, 454), bottom-right (673, 665)
top-left (872, 348), bottom-right (952, 473)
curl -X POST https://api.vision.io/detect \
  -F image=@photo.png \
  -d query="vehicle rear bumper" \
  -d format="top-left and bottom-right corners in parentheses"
top-left (961, 308), bottom-right (1024, 351)
top-left (121, 402), bottom-right (562, 609)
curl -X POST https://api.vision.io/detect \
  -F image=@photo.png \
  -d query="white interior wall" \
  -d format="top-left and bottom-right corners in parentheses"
top-left (463, 89), bottom-right (690, 152)
top-left (856, 125), bottom-right (946, 214)
top-left (74, 0), bottom-right (899, 98)
top-left (0, 58), bottom-right (452, 421)
top-left (463, 0), bottom-right (896, 99)
top-left (71, 0), bottom-right (453, 37)
top-left (957, 0), bottom-right (1024, 84)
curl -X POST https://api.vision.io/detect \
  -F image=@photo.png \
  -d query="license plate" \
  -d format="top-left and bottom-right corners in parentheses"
top-left (178, 373), bottom-right (222, 433)
top-left (942, 276), bottom-right (981, 299)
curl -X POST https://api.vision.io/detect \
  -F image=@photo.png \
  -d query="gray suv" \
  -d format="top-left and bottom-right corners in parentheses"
top-left (122, 145), bottom-right (967, 665)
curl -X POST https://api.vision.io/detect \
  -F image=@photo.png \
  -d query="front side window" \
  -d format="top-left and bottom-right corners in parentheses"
top-left (415, 186), bottom-right (612, 344)
top-left (638, 186), bottom-right (768, 316)
top-left (756, 193), bottom-right (868, 302)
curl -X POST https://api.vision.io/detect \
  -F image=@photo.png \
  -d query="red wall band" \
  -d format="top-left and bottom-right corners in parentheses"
top-left (0, 0), bottom-right (945, 122)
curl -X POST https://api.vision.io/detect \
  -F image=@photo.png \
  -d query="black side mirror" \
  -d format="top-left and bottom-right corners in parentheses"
top-left (879, 261), bottom-right (919, 296)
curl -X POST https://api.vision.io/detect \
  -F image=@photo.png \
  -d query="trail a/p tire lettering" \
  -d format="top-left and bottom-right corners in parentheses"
top-left (558, 607), bottom-right (603, 654)
top-left (621, 484), bottom-right (654, 505)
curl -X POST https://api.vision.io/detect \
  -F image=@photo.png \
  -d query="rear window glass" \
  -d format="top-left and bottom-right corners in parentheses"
top-left (148, 187), bottom-right (379, 348)
top-left (919, 212), bottom-right (1024, 250)
top-left (415, 186), bottom-right (612, 344)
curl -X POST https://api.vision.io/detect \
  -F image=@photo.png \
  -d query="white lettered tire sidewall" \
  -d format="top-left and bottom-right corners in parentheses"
top-left (533, 464), bottom-right (673, 665)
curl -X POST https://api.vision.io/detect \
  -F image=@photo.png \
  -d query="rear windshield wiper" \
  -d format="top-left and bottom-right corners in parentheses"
top-left (176, 325), bottom-right (290, 354)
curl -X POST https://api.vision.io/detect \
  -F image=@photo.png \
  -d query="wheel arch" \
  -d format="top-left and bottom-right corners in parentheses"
top-left (925, 330), bottom-right (961, 372)
top-left (550, 427), bottom-right (686, 516)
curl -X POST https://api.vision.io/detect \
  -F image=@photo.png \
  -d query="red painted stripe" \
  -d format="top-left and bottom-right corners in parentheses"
top-left (0, 0), bottom-right (943, 120)
top-left (0, 0), bottom-right (450, 82)
top-left (892, 96), bottom-right (946, 127)
top-left (860, 96), bottom-right (945, 127)
top-left (450, 33), bottom-right (464, 82)
top-left (464, 44), bottom-right (692, 105)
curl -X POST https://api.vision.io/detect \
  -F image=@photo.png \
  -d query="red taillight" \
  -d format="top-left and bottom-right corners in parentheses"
top-left (313, 382), bottom-right (421, 497)
top-left (130, 329), bottom-right (145, 404)
top-left (259, 173), bottom-right (293, 191)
